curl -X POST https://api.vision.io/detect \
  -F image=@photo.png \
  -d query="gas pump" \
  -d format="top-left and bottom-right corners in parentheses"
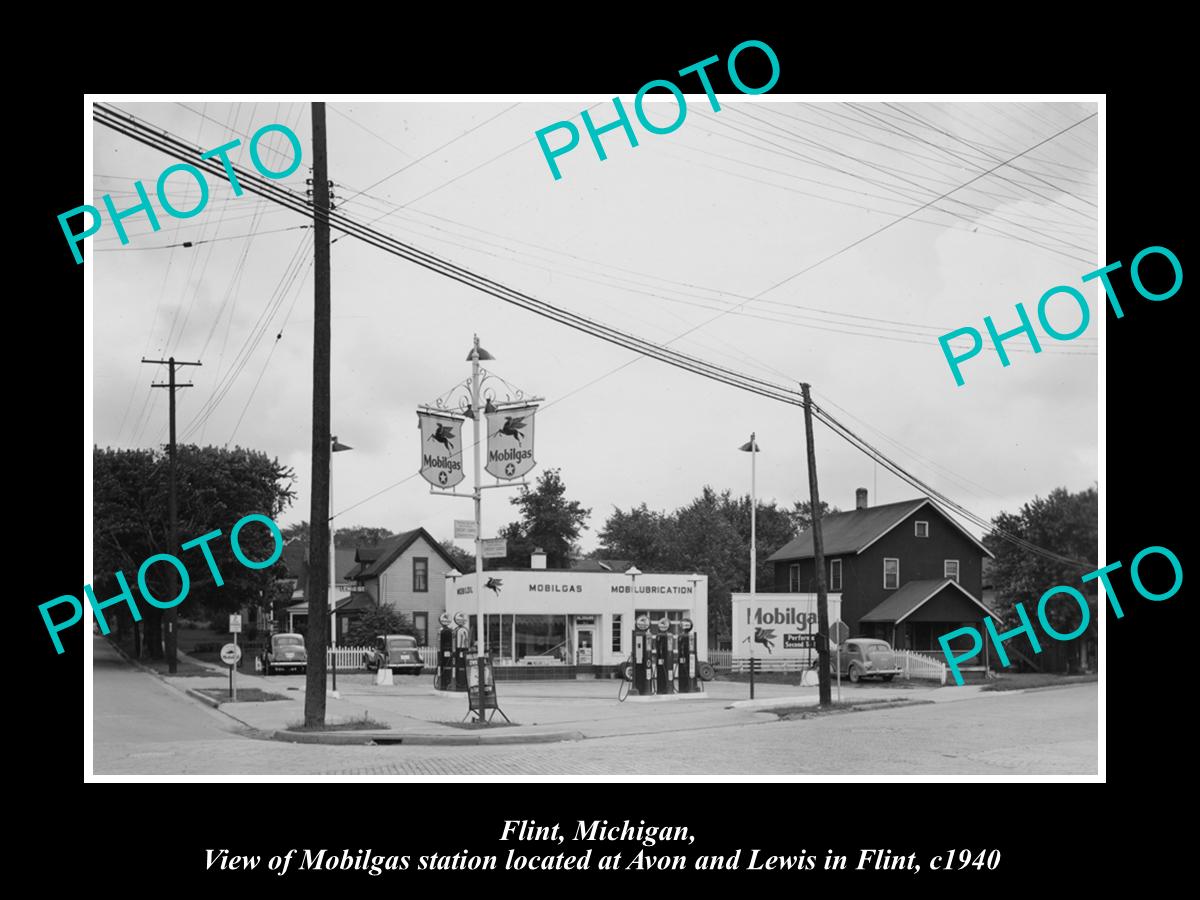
top-left (653, 617), bottom-right (676, 695)
top-left (436, 612), bottom-right (454, 690)
top-left (631, 614), bottom-right (654, 696)
top-left (452, 611), bottom-right (471, 691)
top-left (677, 618), bottom-right (700, 693)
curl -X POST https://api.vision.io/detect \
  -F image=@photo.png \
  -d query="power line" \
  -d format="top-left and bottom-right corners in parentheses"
top-left (93, 102), bottom-right (1093, 569)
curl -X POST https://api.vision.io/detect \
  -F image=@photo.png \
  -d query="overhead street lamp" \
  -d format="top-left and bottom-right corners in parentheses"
top-left (738, 433), bottom-right (761, 595)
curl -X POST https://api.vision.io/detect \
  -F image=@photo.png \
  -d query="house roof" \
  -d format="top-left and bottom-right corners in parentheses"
top-left (283, 545), bottom-right (363, 597)
top-left (859, 579), bottom-right (1001, 624)
top-left (571, 558), bottom-right (635, 573)
top-left (356, 527), bottom-right (458, 579)
top-left (766, 498), bottom-right (994, 562)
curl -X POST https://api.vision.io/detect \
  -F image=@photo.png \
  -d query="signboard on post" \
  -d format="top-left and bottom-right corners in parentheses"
top-left (454, 519), bottom-right (478, 539)
top-left (220, 643), bottom-right (242, 665)
top-left (418, 412), bottom-right (466, 489)
top-left (465, 656), bottom-right (509, 724)
top-left (731, 593), bottom-right (842, 667)
top-left (229, 614), bottom-right (242, 634)
top-left (481, 538), bottom-right (508, 559)
top-left (830, 620), bottom-right (850, 645)
top-left (485, 405), bottom-right (537, 480)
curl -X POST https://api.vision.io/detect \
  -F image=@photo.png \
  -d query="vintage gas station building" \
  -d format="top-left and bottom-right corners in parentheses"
top-left (448, 563), bottom-right (708, 679)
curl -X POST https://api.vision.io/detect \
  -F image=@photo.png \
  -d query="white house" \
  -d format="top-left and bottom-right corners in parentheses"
top-left (345, 527), bottom-right (457, 646)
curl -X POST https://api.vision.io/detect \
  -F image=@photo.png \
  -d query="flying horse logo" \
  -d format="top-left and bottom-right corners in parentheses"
top-left (485, 577), bottom-right (503, 595)
top-left (499, 416), bottom-right (527, 445)
top-left (428, 423), bottom-right (456, 452)
top-left (754, 628), bottom-right (776, 654)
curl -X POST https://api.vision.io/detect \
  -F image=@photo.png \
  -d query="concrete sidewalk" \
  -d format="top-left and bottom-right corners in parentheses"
top-left (161, 649), bottom-right (973, 745)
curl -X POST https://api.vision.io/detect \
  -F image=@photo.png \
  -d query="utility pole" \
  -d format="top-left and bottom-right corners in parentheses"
top-left (304, 101), bottom-right (332, 728)
top-left (145, 355), bottom-right (201, 673)
top-left (801, 383), bottom-right (832, 707)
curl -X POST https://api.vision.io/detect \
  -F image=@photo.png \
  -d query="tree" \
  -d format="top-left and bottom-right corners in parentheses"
top-left (343, 606), bottom-right (415, 647)
top-left (985, 486), bottom-right (1098, 671)
top-left (93, 444), bottom-right (296, 658)
top-left (497, 468), bottom-right (592, 569)
top-left (598, 486), bottom-right (808, 640)
top-left (439, 539), bottom-right (476, 574)
top-left (282, 521), bottom-right (394, 549)
top-left (786, 499), bottom-right (838, 535)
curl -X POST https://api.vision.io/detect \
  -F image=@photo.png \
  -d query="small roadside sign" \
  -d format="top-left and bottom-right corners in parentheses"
top-left (221, 642), bottom-right (241, 702)
top-left (220, 643), bottom-right (242, 665)
top-left (830, 619), bottom-right (850, 645)
top-left (481, 538), bottom-right (507, 559)
top-left (229, 613), bottom-right (242, 634)
top-left (454, 519), bottom-right (478, 539)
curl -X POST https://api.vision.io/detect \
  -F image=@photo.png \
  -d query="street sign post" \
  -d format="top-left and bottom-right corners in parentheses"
top-left (229, 614), bottom-right (242, 633)
top-left (454, 519), bottom-right (478, 540)
top-left (481, 538), bottom-right (507, 559)
top-left (830, 619), bottom-right (849, 703)
top-left (221, 643), bottom-right (242, 701)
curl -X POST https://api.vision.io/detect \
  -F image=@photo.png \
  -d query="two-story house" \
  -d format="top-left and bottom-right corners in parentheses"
top-left (344, 527), bottom-right (457, 646)
top-left (767, 489), bottom-right (998, 657)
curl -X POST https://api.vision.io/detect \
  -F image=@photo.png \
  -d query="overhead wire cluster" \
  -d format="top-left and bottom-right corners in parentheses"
top-left (92, 102), bottom-right (1095, 570)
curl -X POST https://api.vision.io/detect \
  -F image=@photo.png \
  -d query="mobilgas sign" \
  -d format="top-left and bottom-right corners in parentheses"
top-left (418, 411), bottom-right (465, 488)
top-left (731, 593), bottom-right (842, 659)
top-left (485, 405), bottom-right (537, 480)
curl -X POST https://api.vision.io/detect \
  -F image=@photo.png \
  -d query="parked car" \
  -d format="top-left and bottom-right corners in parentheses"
top-left (261, 633), bottom-right (307, 675)
top-left (835, 639), bottom-right (902, 683)
top-left (363, 634), bottom-right (425, 675)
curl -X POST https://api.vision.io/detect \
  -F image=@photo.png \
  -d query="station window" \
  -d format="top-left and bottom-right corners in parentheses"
top-left (612, 614), bottom-right (622, 653)
top-left (413, 612), bottom-right (428, 646)
top-left (944, 560), bottom-right (959, 583)
top-left (788, 563), bottom-right (800, 592)
top-left (514, 615), bottom-right (567, 662)
top-left (915, 521), bottom-right (929, 538)
top-left (413, 557), bottom-right (428, 592)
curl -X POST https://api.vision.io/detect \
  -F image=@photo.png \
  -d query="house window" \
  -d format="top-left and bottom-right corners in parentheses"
top-left (413, 612), bottom-right (428, 646)
top-left (829, 558), bottom-right (842, 592)
top-left (412, 557), bottom-right (429, 592)
top-left (944, 560), bottom-right (960, 583)
top-left (612, 614), bottom-right (623, 653)
top-left (788, 564), bottom-right (800, 592)
top-left (883, 558), bottom-right (900, 590)
top-left (915, 521), bottom-right (929, 538)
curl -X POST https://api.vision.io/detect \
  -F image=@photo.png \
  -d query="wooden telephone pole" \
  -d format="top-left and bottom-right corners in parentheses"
top-left (303, 101), bottom-right (332, 728)
top-left (144, 356), bottom-right (201, 674)
top-left (801, 383), bottom-right (832, 707)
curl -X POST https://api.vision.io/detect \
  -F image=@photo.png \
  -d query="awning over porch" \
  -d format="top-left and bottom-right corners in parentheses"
top-left (860, 578), bottom-right (999, 625)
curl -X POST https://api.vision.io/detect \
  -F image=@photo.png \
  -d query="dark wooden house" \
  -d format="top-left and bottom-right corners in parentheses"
top-left (766, 489), bottom-right (998, 655)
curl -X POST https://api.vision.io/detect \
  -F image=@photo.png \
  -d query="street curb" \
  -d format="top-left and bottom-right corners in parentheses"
top-left (185, 688), bottom-right (222, 709)
top-left (271, 728), bottom-right (584, 746)
top-left (771, 699), bottom-right (936, 719)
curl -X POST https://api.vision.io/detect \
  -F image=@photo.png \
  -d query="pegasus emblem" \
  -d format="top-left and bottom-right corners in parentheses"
top-left (499, 416), bottom-right (527, 445)
top-left (428, 423), bottom-right (456, 452)
top-left (485, 577), bottom-right (503, 595)
top-left (754, 628), bottom-right (776, 654)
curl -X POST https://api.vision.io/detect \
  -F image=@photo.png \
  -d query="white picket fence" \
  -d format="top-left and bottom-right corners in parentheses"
top-left (893, 649), bottom-right (948, 684)
top-left (324, 645), bottom-right (437, 670)
top-left (708, 648), bottom-right (947, 684)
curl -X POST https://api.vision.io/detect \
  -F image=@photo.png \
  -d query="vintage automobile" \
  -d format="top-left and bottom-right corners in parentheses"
top-left (261, 632), bottom-right (307, 676)
top-left (835, 638), bottom-right (903, 683)
top-left (363, 634), bottom-right (425, 675)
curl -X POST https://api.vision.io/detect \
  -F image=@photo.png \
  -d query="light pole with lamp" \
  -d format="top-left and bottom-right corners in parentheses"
top-left (739, 434), bottom-right (760, 698)
top-left (466, 337), bottom-right (494, 662)
top-left (329, 435), bottom-right (352, 697)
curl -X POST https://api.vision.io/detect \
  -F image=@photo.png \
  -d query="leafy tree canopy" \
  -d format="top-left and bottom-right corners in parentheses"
top-left (343, 606), bottom-right (415, 647)
top-left (497, 468), bottom-right (591, 569)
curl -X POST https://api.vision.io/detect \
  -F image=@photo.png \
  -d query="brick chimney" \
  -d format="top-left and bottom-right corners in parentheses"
top-left (856, 488), bottom-right (868, 510)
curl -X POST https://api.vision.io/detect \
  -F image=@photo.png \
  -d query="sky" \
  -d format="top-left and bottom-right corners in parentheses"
top-left (89, 98), bottom-right (1099, 556)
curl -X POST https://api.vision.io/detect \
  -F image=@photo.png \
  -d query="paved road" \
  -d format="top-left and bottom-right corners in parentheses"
top-left (92, 637), bottom-right (1097, 776)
